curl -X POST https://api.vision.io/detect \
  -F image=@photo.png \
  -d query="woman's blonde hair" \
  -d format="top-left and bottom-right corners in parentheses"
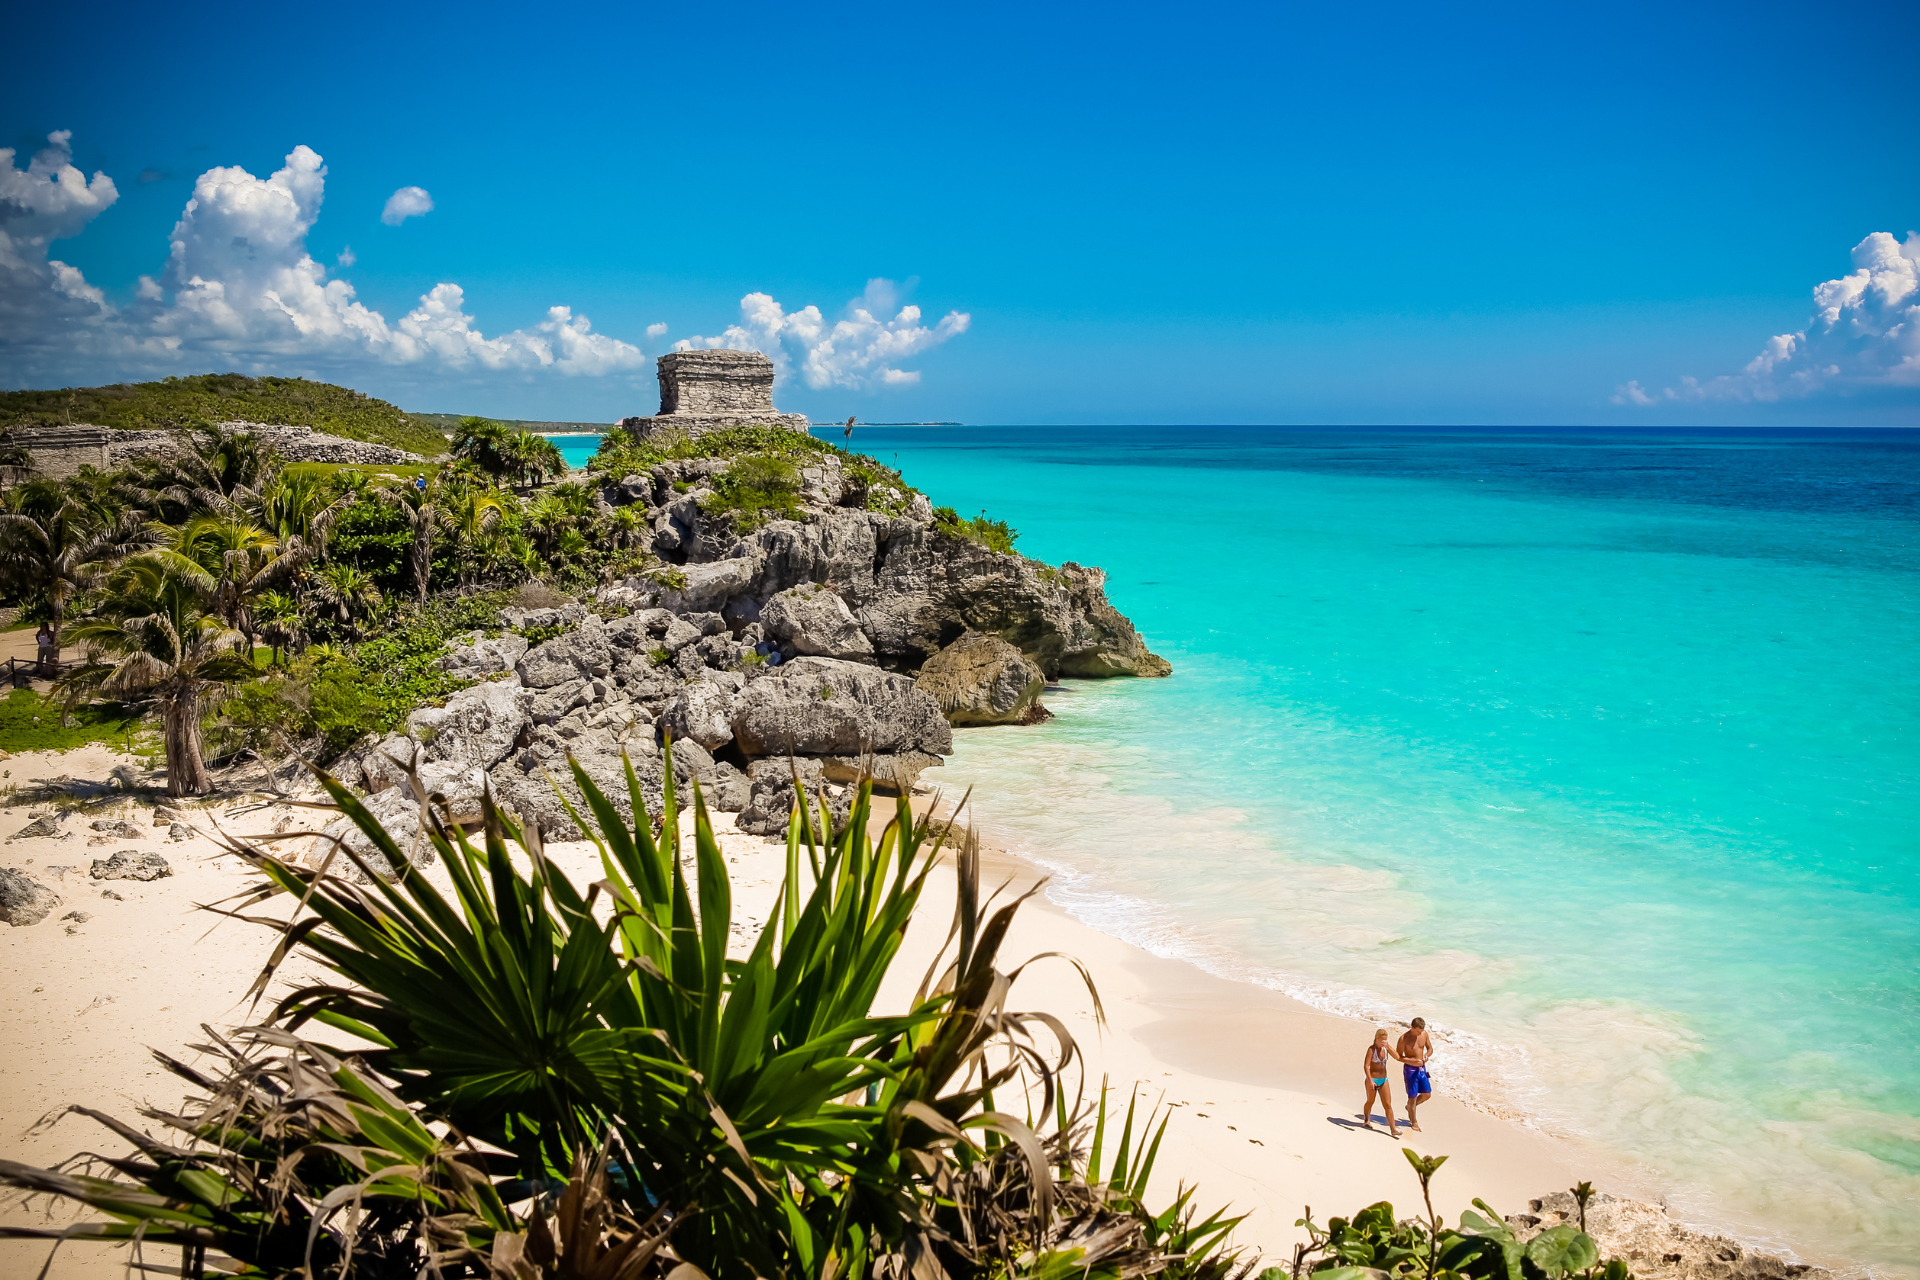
top-left (1374, 1028), bottom-right (1390, 1040)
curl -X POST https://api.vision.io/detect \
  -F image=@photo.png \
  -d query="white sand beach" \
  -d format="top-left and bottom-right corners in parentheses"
top-left (2, 744), bottom-right (1616, 1277)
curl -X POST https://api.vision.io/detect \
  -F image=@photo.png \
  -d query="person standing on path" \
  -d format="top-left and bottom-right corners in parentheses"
top-left (1361, 1029), bottom-right (1401, 1138)
top-left (1398, 1017), bottom-right (1434, 1131)
top-left (34, 621), bottom-right (54, 677)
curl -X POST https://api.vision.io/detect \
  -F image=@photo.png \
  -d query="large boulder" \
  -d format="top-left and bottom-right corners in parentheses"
top-left (762, 584), bottom-right (875, 660)
top-left (730, 657), bottom-right (952, 759)
top-left (737, 758), bottom-right (852, 837)
top-left (437, 630), bottom-right (529, 677)
top-left (516, 616), bottom-right (612, 688)
top-left (656, 557), bottom-right (762, 614)
top-left (658, 682), bottom-right (735, 752)
top-left (409, 678), bottom-right (527, 772)
top-left (915, 631), bottom-right (1050, 726)
top-left (0, 867), bottom-right (60, 925)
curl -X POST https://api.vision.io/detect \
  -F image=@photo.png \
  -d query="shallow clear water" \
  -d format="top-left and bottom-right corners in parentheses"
top-left (832, 426), bottom-right (1920, 1275)
top-left (549, 434), bottom-right (604, 470)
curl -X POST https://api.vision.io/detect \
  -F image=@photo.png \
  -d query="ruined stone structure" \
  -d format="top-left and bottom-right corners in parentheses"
top-left (2, 423), bottom-right (422, 480)
top-left (615, 350), bottom-right (809, 439)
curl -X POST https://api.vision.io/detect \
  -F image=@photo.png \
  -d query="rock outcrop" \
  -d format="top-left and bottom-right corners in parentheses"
top-left (730, 658), bottom-right (952, 762)
top-left (915, 631), bottom-right (1050, 725)
top-left (0, 867), bottom-right (60, 925)
top-left (1507, 1193), bottom-right (1830, 1280)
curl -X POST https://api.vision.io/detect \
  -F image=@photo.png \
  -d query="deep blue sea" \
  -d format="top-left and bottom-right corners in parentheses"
top-left (561, 426), bottom-right (1920, 1273)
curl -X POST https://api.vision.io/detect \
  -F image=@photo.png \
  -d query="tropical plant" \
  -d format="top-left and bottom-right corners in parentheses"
top-left (253, 589), bottom-right (302, 666)
top-left (1288, 1150), bottom-right (1628, 1279)
top-left (370, 472), bottom-right (445, 604)
top-left (254, 466), bottom-right (360, 560)
top-left (934, 506), bottom-right (1019, 555)
top-left (176, 512), bottom-right (308, 653)
top-left (56, 549), bottom-right (259, 795)
top-left (131, 422), bottom-right (279, 519)
top-left (312, 562), bottom-right (384, 637)
top-left (436, 485), bottom-right (508, 591)
top-left (0, 478), bottom-right (157, 654)
top-left (509, 431), bottom-right (568, 487)
top-left (450, 416), bottom-right (517, 481)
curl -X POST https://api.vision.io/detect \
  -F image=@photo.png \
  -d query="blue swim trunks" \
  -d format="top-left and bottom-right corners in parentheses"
top-left (1404, 1065), bottom-right (1433, 1096)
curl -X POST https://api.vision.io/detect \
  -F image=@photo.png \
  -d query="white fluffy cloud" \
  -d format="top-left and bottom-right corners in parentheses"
top-left (0, 135), bottom-right (645, 385)
top-left (381, 185), bottom-right (433, 225)
top-left (676, 278), bottom-right (971, 390)
top-left (1617, 230), bottom-right (1920, 405)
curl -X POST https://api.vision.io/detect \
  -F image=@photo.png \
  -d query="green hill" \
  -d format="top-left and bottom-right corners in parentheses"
top-left (410, 412), bottom-right (610, 434)
top-left (0, 374), bottom-right (449, 458)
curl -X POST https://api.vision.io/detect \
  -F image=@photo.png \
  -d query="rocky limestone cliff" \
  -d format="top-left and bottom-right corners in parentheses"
top-left (329, 438), bottom-right (1166, 854)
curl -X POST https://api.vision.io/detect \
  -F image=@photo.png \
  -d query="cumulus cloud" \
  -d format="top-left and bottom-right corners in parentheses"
top-left (0, 131), bottom-right (120, 346)
top-left (1616, 230), bottom-right (1920, 405)
top-left (380, 185), bottom-right (434, 225)
top-left (646, 322), bottom-right (668, 340)
top-left (0, 136), bottom-right (646, 386)
top-left (675, 278), bottom-right (970, 390)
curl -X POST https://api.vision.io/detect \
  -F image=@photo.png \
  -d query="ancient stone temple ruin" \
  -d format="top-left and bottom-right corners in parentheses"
top-left (615, 350), bottom-right (810, 439)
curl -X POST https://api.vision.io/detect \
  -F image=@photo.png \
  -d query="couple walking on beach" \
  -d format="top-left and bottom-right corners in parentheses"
top-left (1361, 1018), bottom-right (1432, 1139)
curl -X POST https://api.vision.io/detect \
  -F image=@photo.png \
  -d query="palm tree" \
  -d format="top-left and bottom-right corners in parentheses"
top-left (131, 422), bottom-right (277, 520)
top-left (437, 487), bottom-right (507, 591)
top-left (0, 480), bottom-right (157, 660)
top-left (253, 589), bottom-right (302, 666)
top-left (311, 562), bottom-right (383, 638)
top-left (368, 472), bottom-right (448, 604)
top-left (175, 513), bottom-right (306, 655)
top-left (449, 417), bottom-right (516, 483)
top-left (503, 432), bottom-right (567, 487)
top-left (58, 550), bottom-right (258, 796)
top-left (253, 468), bottom-right (359, 561)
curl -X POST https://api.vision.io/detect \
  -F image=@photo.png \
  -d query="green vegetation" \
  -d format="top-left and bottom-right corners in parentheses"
top-left (703, 451), bottom-right (805, 529)
top-left (0, 373), bottom-right (449, 458)
top-left (0, 687), bottom-right (148, 753)
top-left (934, 504), bottom-right (1020, 554)
top-left (1288, 1155), bottom-right (1621, 1279)
top-left (588, 421), bottom-right (837, 476)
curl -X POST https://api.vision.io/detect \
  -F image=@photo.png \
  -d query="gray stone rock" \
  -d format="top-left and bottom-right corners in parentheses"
top-left (657, 557), bottom-right (762, 614)
top-left (516, 616), bottom-right (612, 687)
top-left (501, 603), bottom-right (587, 632)
top-left (707, 761), bottom-right (750, 812)
top-left (736, 758), bottom-right (852, 837)
top-left (915, 631), bottom-right (1050, 726)
top-left (488, 732), bottom-right (665, 842)
top-left (61, 909), bottom-right (91, 923)
top-left (658, 682), bottom-right (735, 752)
top-left (0, 867), bottom-right (60, 925)
top-left (761, 584), bottom-right (875, 661)
top-left (528, 679), bottom-right (590, 725)
top-left (1507, 1191), bottom-right (1830, 1280)
top-left (408, 678), bottom-right (526, 772)
top-left (152, 806), bottom-right (188, 825)
top-left (437, 630), bottom-right (529, 677)
top-left (314, 787), bottom-right (431, 881)
top-left (87, 819), bottom-right (144, 838)
top-left (8, 813), bottom-right (63, 841)
top-left (167, 824), bottom-right (192, 842)
top-left (814, 751), bottom-right (944, 791)
top-left (731, 657), bottom-right (952, 759)
top-left (89, 850), bottom-right (172, 882)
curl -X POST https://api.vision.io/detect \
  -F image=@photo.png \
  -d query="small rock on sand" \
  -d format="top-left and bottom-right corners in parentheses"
top-left (89, 850), bottom-right (172, 882)
top-left (7, 813), bottom-right (64, 841)
top-left (88, 819), bottom-right (143, 838)
top-left (0, 866), bottom-right (61, 925)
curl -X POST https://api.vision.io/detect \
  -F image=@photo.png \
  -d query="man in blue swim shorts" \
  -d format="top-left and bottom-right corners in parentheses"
top-left (1397, 1018), bottom-right (1434, 1131)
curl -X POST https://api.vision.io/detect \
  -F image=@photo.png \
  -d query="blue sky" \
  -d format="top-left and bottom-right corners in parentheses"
top-left (2, 0), bottom-right (1915, 425)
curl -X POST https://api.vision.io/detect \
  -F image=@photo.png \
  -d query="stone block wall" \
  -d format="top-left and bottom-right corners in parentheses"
top-left (657, 350), bottom-right (779, 416)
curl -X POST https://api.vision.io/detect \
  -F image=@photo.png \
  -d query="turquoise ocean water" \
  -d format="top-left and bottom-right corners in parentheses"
top-left (561, 427), bottom-right (1919, 1273)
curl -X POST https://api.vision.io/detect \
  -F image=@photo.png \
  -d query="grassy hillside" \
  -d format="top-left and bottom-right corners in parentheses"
top-left (0, 374), bottom-right (449, 458)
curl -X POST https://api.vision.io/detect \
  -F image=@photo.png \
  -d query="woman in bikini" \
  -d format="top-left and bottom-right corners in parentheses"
top-left (1360, 1028), bottom-right (1401, 1138)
